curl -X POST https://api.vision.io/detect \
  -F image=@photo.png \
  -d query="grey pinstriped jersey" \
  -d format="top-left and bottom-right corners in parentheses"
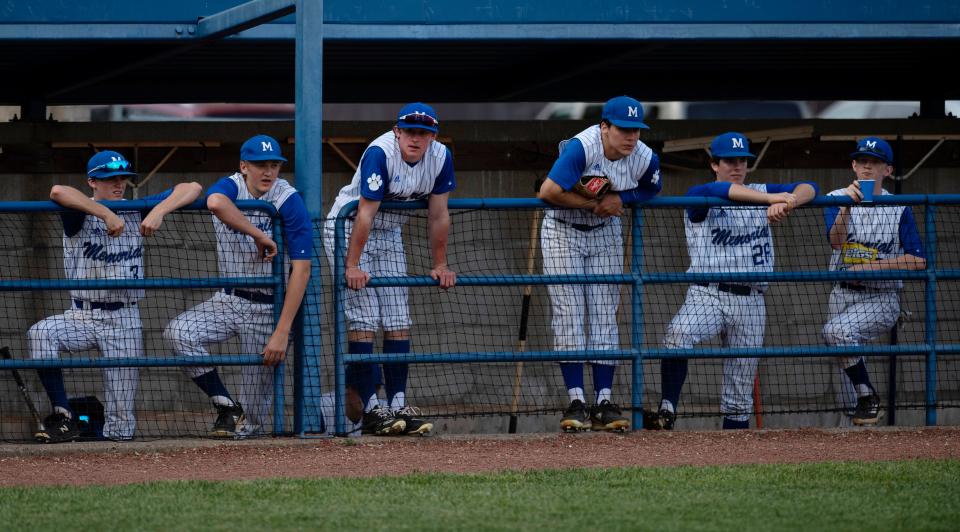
top-left (548, 124), bottom-right (657, 227)
top-left (65, 208), bottom-right (145, 303)
top-left (328, 131), bottom-right (450, 231)
top-left (684, 183), bottom-right (773, 290)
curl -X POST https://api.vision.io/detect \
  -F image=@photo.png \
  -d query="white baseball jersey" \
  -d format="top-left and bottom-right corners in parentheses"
top-left (547, 125), bottom-right (659, 227)
top-left (328, 131), bottom-right (451, 230)
top-left (826, 188), bottom-right (912, 291)
top-left (684, 183), bottom-right (773, 290)
top-left (213, 172), bottom-right (298, 289)
top-left (64, 208), bottom-right (144, 303)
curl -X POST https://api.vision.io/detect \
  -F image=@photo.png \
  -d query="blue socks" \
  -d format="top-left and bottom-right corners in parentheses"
top-left (723, 417), bottom-right (749, 430)
top-left (383, 339), bottom-right (410, 407)
top-left (660, 358), bottom-right (688, 409)
top-left (37, 368), bottom-right (70, 412)
top-left (347, 341), bottom-right (377, 410)
top-left (560, 362), bottom-right (585, 392)
top-left (591, 363), bottom-right (615, 402)
top-left (843, 359), bottom-right (876, 395)
top-left (192, 369), bottom-right (233, 404)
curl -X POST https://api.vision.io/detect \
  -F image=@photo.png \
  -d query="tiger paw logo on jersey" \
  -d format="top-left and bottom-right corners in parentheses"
top-left (366, 172), bottom-right (382, 192)
top-left (841, 242), bottom-right (878, 265)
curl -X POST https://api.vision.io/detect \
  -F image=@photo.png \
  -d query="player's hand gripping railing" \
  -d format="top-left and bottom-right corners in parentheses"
top-left (331, 195), bottom-right (960, 434)
top-left (0, 199), bottom-right (288, 435)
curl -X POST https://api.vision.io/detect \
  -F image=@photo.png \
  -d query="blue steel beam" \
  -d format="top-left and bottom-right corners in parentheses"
top-left (294, 0), bottom-right (326, 435)
top-left (195, 0), bottom-right (296, 39)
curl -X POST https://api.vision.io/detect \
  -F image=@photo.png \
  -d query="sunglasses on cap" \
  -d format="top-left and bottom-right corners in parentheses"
top-left (88, 159), bottom-right (131, 174)
top-left (398, 112), bottom-right (439, 127)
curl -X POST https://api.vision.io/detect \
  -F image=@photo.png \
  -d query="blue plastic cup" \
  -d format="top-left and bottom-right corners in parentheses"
top-left (858, 179), bottom-right (875, 202)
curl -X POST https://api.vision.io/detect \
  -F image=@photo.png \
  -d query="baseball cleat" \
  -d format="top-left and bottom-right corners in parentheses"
top-left (394, 406), bottom-right (433, 436)
top-left (211, 403), bottom-right (246, 438)
top-left (361, 405), bottom-right (406, 436)
top-left (35, 412), bottom-right (81, 444)
top-left (656, 408), bottom-right (676, 430)
top-left (560, 399), bottom-right (591, 432)
top-left (590, 400), bottom-right (630, 432)
top-left (852, 394), bottom-right (881, 425)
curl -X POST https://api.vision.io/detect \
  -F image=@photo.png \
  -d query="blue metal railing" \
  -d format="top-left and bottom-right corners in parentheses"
top-left (331, 195), bottom-right (958, 434)
top-left (0, 199), bottom-right (289, 434)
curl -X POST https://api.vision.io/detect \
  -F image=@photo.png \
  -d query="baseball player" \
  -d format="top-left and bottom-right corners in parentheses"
top-left (654, 132), bottom-right (817, 430)
top-left (30, 151), bottom-right (201, 443)
top-left (537, 95), bottom-right (662, 432)
top-left (164, 135), bottom-right (312, 438)
top-left (324, 102), bottom-right (456, 436)
top-left (822, 137), bottom-right (925, 425)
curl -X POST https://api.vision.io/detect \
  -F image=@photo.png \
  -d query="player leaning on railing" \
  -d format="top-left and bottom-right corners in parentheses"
top-left (653, 132), bottom-right (817, 431)
top-left (823, 137), bottom-right (926, 425)
top-left (165, 135), bottom-right (312, 438)
top-left (30, 151), bottom-right (201, 443)
top-left (537, 95), bottom-right (663, 433)
top-left (324, 102), bottom-right (456, 436)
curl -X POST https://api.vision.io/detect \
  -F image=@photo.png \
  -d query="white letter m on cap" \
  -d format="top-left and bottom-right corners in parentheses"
top-left (865, 140), bottom-right (877, 149)
top-left (628, 106), bottom-right (638, 118)
top-left (261, 141), bottom-right (274, 152)
top-left (732, 138), bottom-right (744, 149)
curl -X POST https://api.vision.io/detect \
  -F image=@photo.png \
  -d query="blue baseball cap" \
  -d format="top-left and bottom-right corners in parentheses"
top-left (396, 102), bottom-right (439, 133)
top-left (241, 134), bottom-right (287, 162)
top-left (601, 96), bottom-right (649, 129)
top-left (86, 151), bottom-right (137, 179)
top-left (850, 137), bottom-right (893, 164)
top-left (710, 132), bottom-right (757, 159)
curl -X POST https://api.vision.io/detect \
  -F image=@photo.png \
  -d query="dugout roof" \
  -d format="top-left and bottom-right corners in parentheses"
top-left (1, 1), bottom-right (959, 106)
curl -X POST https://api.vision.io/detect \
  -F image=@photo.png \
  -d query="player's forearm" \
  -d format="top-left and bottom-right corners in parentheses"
top-left (50, 185), bottom-right (113, 218)
top-left (726, 183), bottom-right (770, 204)
top-left (427, 195), bottom-right (451, 268)
top-left (792, 183), bottom-right (817, 206)
top-left (151, 182), bottom-right (203, 217)
top-left (275, 260), bottom-right (310, 334)
top-left (538, 178), bottom-right (598, 210)
top-left (862, 254), bottom-right (927, 271)
top-left (829, 209), bottom-right (851, 249)
top-left (207, 193), bottom-right (266, 238)
top-left (345, 199), bottom-right (378, 268)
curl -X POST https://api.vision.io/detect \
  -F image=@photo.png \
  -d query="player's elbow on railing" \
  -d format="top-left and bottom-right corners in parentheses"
top-left (206, 192), bottom-right (231, 213)
top-left (49, 185), bottom-right (70, 203)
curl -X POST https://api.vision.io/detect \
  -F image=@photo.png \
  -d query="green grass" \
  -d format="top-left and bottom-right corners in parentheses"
top-left (2, 460), bottom-right (958, 531)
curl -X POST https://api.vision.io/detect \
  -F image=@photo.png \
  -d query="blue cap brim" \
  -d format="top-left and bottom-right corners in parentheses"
top-left (243, 155), bottom-right (288, 162)
top-left (608, 119), bottom-right (649, 129)
top-left (397, 123), bottom-right (438, 133)
top-left (712, 151), bottom-right (757, 159)
top-left (90, 170), bottom-right (137, 179)
top-left (849, 151), bottom-right (891, 164)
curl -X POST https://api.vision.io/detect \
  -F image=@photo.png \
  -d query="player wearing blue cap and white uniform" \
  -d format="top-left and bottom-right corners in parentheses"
top-left (654, 132), bottom-right (817, 430)
top-left (31, 151), bottom-right (201, 443)
top-left (165, 135), bottom-right (312, 438)
top-left (823, 137), bottom-right (925, 425)
top-left (325, 102), bottom-right (456, 436)
top-left (537, 96), bottom-right (662, 432)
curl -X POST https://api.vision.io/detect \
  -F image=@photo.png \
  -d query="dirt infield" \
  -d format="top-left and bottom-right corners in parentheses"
top-left (2, 427), bottom-right (958, 487)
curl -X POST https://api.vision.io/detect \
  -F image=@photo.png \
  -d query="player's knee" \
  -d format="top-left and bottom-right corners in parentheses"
top-left (822, 324), bottom-right (855, 346)
top-left (27, 323), bottom-right (57, 359)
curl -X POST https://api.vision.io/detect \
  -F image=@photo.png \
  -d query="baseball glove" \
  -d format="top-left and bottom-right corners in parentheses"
top-left (573, 175), bottom-right (611, 199)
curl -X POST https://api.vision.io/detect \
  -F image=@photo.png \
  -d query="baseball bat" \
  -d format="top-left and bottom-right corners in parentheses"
top-left (1, 346), bottom-right (46, 433)
top-left (508, 180), bottom-right (543, 433)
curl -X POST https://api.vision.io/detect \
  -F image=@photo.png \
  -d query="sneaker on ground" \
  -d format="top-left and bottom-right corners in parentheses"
top-left (361, 405), bottom-right (406, 436)
top-left (394, 405), bottom-right (433, 436)
top-left (560, 399), bottom-right (591, 432)
top-left (656, 408), bottom-right (676, 430)
top-left (591, 400), bottom-right (630, 432)
top-left (35, 412), bottom-right (81, 444)
top-left (211, 403), bottom-right (245, 438)
top-left (852, 394), bottom-right (881, 425)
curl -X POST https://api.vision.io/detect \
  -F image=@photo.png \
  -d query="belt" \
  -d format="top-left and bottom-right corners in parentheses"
top-left (555, 218), bottom-right (607, 232)
top-left (223, 288), bottom-right (274, 304)
top-left (695, 282), bottom-right (754, 297)
top-left (74, 299), bottom-right (133, 311)
top-left (838, 282), bottom-right (876, 292)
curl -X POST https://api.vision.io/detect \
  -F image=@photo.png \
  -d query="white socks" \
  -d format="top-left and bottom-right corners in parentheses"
top-left (567, 387), bottom-right (586, 403)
